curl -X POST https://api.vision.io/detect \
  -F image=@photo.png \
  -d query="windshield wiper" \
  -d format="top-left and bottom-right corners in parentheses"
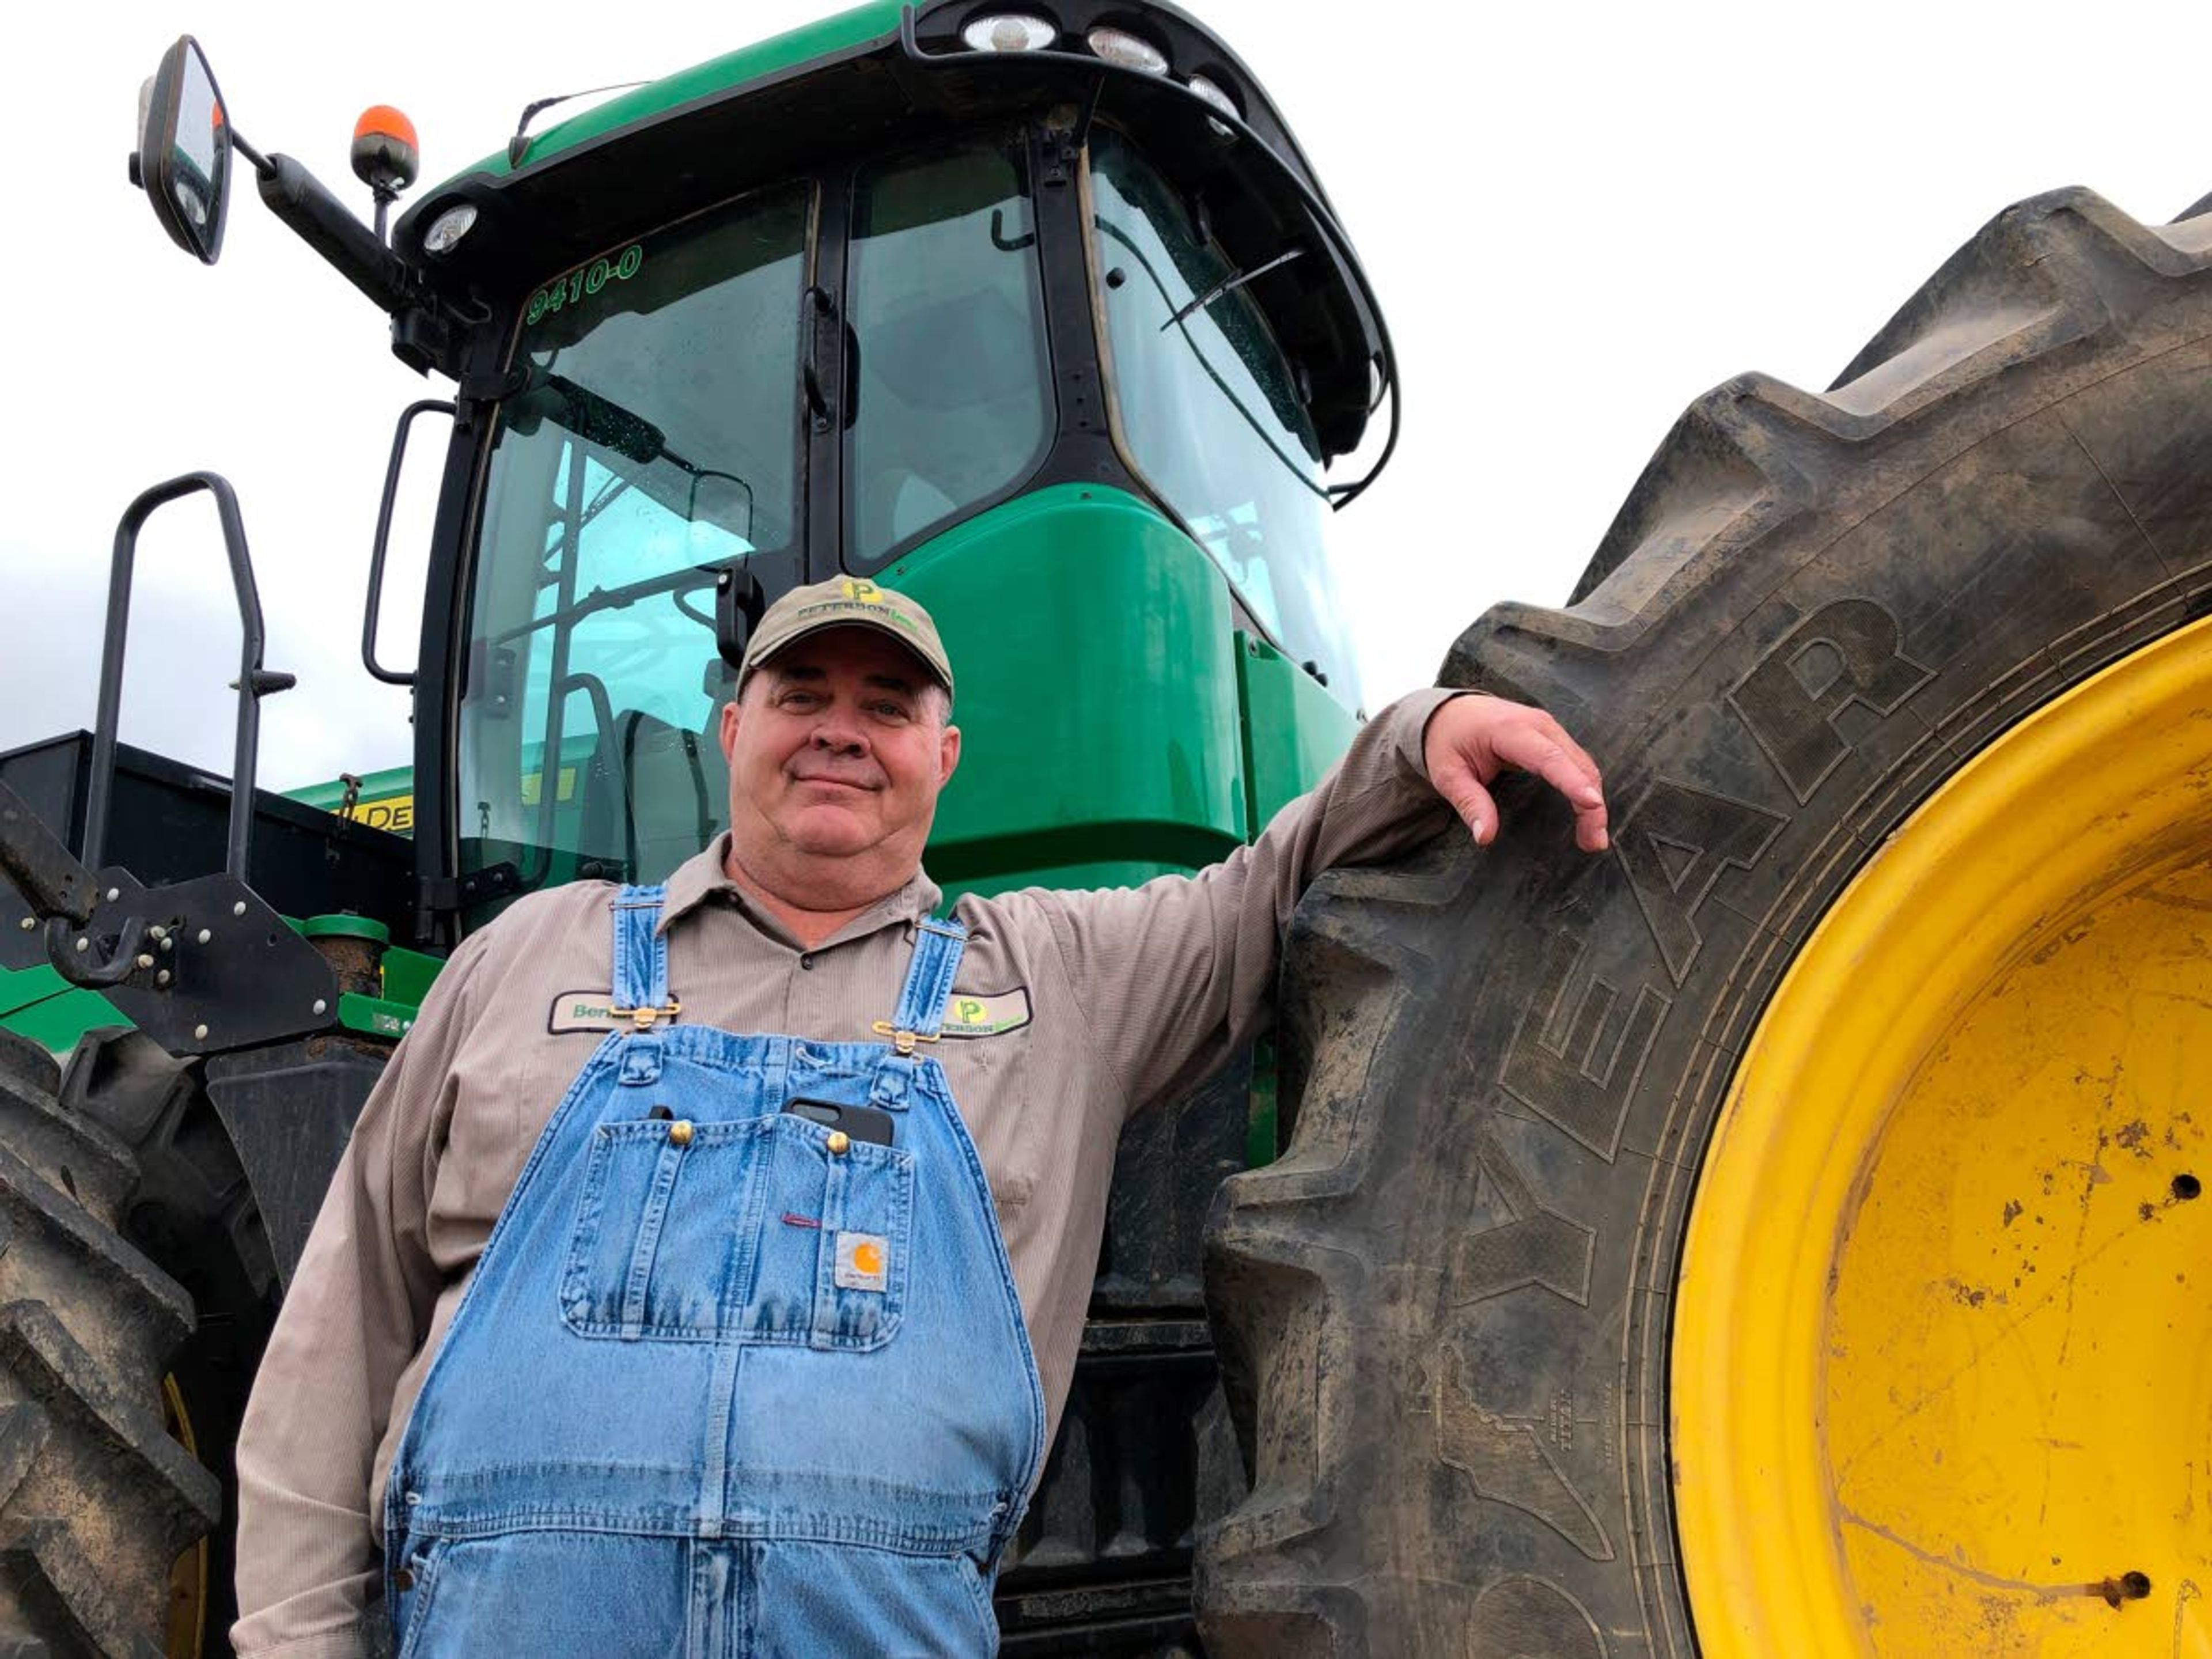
top-left (1162, 246), bottom-right (1304, 331)
top-left (485, 561), bottom-right (724, 653)
top-left (510, 368), bottom-right (757, 547)
top-left (509, 370), bottom-right (668, 467)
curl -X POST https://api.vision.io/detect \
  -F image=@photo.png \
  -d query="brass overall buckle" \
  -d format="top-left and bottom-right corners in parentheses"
top-left (610, 999), bottom-right (683, 1031)
top-left (870, 1020), bottom-right (941, 1056)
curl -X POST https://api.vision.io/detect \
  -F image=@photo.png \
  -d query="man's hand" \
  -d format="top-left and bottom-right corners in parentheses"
top-left (1422, 694), bottom-right (1608, 852)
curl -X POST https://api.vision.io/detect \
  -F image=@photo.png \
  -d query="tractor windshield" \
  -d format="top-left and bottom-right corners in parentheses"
top-left (456, 181), bottom-right (809, 893)
top-left (1089, 128), bottom-right (1358, 698)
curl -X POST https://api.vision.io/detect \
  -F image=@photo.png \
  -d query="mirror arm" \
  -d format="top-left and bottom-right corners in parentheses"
top-left (257, 154), bottom-right (413, 315)
top-left (229, 126), bottom-right (274, 179)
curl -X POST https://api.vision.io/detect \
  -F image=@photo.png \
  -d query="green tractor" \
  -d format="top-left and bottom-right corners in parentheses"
top-left (0, 3), bottom-right (1385, 1652)
top-left (9, 5), bottom-right (2212, 1658)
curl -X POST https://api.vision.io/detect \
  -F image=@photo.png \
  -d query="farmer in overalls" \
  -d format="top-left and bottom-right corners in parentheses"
top-left (231, 578), bottom-right (1609, 1656)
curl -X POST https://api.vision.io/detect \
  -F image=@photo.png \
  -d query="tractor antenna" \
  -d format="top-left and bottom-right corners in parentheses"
top-left (507, 81), bottom-right (650, 169)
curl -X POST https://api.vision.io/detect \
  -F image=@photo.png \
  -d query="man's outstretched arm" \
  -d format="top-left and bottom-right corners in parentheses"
top-left (1025, 688), bottom-right (1608, 1118)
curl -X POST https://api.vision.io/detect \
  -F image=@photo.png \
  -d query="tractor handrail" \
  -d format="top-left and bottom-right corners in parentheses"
top-left (84, 472), bottom-right (295, 885)
top-left (363, 399), bottom-right (453, 688)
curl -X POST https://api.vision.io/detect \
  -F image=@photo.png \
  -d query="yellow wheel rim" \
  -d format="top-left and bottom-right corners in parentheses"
top-left (1675, 614), bottom-right (2212, 1657)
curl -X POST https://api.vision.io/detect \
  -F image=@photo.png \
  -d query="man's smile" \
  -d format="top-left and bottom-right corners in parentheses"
top-left (789, 770), bottom-right (881, 794)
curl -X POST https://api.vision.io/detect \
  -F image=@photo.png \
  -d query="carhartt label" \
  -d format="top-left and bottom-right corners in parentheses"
top-left (938, 987), bottom-right (1032, 1039)
top-left (547, 991), bottom-right (622, 1035)
top-left (835, 1232), bottom-right (889, 1292)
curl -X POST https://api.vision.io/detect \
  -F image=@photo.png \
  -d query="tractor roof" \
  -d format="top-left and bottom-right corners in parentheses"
top-left (434, 3), bottom-right (908, 187)
top-left (393, 0), bottom-right (1391, 463)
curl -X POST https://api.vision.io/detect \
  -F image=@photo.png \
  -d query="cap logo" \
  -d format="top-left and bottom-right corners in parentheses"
top-left (743, 575), bottom-right (950, 695)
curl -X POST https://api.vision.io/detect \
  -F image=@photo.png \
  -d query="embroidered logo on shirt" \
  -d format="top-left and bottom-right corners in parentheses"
top-left (547, 991), bottom-right (626, 1035)
top-left (835, 1232), bottom-right (890, 1292)
top-left (937, 987), bottom-right (1032, 1039)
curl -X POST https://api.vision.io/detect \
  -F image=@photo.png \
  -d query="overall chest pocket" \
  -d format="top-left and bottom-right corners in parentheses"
top-left (559, 1112), bottom-right (914, 1349)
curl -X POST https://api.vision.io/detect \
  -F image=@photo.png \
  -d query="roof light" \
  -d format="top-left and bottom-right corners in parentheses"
top-left (963, 13), bottom-right (1056, 52)
top-left (351, 104), bottom-right (421, 194)
top-left (1086, 26), bottom-right (1168, 74)
top-left (1186, 74), bottom-right (1239, 120)
top-left (423, 203), bottom-right (478, 255)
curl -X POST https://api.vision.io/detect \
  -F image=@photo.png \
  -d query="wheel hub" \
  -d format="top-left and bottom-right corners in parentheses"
top-left (1675, 615), bottom-right (2212, 1656)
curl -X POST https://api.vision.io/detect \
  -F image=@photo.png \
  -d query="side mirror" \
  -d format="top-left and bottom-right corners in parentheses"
top-left (131, 36), bottom-right (233, 264)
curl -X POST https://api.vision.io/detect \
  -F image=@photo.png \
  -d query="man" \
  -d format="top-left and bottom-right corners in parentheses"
top-left (232, 578), bottom-right (1607, 1657)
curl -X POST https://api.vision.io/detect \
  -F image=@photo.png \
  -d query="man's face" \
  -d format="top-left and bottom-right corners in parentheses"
top-left (719, 627), bottom-right (960, 891)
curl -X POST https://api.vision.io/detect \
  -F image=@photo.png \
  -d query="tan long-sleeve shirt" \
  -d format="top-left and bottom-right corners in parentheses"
top-left (230, 690), bottom-right (1459, 1657)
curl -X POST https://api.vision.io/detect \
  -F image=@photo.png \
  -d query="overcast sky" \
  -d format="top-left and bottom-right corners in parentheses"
top-left (5, 1), bottom-right (2208, 794)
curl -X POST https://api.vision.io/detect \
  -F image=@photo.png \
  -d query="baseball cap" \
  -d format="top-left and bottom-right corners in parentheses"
top-left (738, 577), bottom-right (954, 700)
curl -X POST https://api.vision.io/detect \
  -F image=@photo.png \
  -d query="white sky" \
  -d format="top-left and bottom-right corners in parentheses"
top-left (5, 1), bottom-right (2207, 792)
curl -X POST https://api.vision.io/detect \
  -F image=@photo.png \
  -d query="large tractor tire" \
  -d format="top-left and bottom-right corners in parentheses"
top-left (62, 1028), bottom-right (280, 1659)
top-left (0, 1030), bottom-right (218, 1657)
top-left (1200, 188), bottom-right (2212, 1657)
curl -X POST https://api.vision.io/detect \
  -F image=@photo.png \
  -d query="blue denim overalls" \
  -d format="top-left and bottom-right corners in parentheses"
top-left (381, 886), bottom-right (1046, 1657)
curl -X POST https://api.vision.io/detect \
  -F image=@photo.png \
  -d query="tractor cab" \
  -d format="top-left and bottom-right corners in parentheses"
top-left (138, 2), bottom-right (1397, 936)
top-left (393, 4), bottom-right (1399, 927)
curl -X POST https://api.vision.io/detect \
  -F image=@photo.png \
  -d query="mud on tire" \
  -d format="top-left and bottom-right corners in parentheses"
top-left (1198, 190), bottom-right (2212, 1655)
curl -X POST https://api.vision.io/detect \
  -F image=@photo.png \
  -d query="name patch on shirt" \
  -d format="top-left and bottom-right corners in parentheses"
top-left (547, 991), bottom-right (628, 1035)
top-left (938, 987), bottom-right (1032, 1039)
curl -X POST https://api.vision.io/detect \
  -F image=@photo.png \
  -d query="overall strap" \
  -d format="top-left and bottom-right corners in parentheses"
top-left (609, 884), bottom-right (675, 1085)
top-left (873, 918), bottom-right (967, 1058)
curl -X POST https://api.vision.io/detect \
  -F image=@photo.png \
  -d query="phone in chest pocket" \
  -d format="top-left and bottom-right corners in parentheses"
top-left (782, 1097), bottom-right (896, 1146)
